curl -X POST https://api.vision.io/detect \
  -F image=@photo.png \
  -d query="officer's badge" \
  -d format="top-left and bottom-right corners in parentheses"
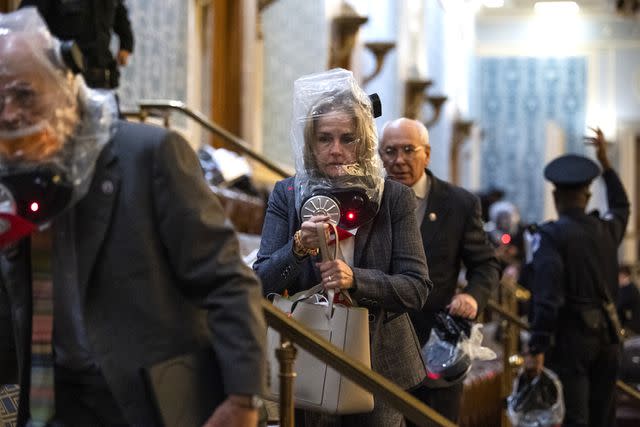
top-left (523, 229), bottom-right (541, 264)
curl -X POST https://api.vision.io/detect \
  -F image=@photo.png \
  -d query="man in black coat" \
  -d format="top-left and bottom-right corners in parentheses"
top-left (379, 118), bottom-right (500, 424)
top-left (524, 128), bottom-right (630, 427)
top-left (0, 10), bottom-right (263, 427)
top-left (20, 0), bottom-right (134, 89)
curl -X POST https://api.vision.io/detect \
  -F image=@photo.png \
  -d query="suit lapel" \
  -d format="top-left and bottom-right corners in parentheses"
top-left (353, 218), bottom-right (373, 267)
top-left (75, 141), bottom-right (120, 291)
top-left (421, 171), bottom-right (450, 246)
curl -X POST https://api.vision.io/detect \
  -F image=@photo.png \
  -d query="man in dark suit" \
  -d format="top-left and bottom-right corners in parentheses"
top-left (0, 9), bottom-right (264, 427)
top-left (379, 118), bottom-right (500, 424)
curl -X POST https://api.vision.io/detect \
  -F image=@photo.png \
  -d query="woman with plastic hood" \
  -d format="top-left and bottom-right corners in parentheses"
top-left (254, 68), bottom-right (432, 426)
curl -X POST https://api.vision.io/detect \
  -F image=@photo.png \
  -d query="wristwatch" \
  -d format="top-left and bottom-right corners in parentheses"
top-left (229, 394), bottom-right (264, 410)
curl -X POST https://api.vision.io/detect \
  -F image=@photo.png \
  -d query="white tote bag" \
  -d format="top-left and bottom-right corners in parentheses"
top-left (267, 290), bottom-right (373, 414)
top-left (267, 224), bottom-right (374, 414)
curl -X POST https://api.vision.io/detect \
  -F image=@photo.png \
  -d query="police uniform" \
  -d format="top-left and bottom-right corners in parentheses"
top-left (20, 0), bottom-right (134, 89)
top-left (527, 154), bottom-right (630, 427)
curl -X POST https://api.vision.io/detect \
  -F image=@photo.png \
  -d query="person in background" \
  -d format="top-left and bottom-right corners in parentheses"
top-left (617, 264), bottom-right (640, 336)
top-left (524, 127), bottom-right (630, 427)
top-left (379, 118), bottom-right (500, 425)
top-left (20, 0), bottom-right (134, 89)
top-left (0, 9), bottom-right (264, 427)
top-left (254, 69), bottom-right (431, 427)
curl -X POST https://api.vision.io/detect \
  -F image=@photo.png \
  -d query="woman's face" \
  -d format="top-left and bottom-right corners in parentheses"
top-left (311, 109), bottom-right (358, 178)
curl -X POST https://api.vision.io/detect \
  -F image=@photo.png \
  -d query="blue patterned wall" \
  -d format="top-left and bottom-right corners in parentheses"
top-left (117, 0), bottom-right (188, 112)
top-left (261, 0), bottom-right (328, 167)
top-left (475, 57), bottom-right (587, 223)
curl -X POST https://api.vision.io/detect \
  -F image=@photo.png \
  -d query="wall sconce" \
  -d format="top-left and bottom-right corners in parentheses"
top-left (616, 0), bottom-right (639, 15)
top-left (403, 78), bottom-right (447, 128)
top-left (449, 119), bottom-right (474, 185)
top-left (424, 96), bottom-right (447, 128)
top-left (404, 79), bottom-right (432, 119)
top-left (327, 3), bottom-right (395, 84)
top-left (258, 0), bottom-right (277, 10)
top-left (328, 5), bottom-right (368, 70)
top-left (362, 41), bottom-right (395, 85)
top-left (256, 0), bottom-right (279, 40)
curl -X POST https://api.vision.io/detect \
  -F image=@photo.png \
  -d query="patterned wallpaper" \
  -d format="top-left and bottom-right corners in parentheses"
top-left (475, 57), bottom-right (587, 223)
top-left (261, 0), bottom-right (328, 168)
top-left (116, 0), bottom-right (188, 112)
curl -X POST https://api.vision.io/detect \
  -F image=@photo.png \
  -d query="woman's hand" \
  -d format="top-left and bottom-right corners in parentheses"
top-left (317, 259), bottom-right (354, 290)
top-left (298, 215), bottom-right (330, 251)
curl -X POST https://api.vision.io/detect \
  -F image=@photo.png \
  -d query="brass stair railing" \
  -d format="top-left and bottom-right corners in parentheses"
top-left (123, 99), bottom-right (292, 179)
top-left (262, 299), bottom-right (456, 427)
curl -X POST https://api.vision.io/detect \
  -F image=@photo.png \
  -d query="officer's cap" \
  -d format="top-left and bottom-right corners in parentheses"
top-left (544, 154), bottom-right (600, 188)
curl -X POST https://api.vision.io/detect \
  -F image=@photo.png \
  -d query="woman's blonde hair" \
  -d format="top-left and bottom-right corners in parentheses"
top-left (302, 90), bottom-right (377, 178)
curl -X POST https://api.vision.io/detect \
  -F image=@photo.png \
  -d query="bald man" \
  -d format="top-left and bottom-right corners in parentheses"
top-left (379, 118), bottom-right (500, 424)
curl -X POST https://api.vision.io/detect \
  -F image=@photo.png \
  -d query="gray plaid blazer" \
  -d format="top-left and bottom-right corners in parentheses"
top-left (254, 177), bottom-right (432, 389)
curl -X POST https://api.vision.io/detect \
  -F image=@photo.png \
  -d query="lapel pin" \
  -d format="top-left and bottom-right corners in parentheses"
top-left (101, 180), bottom-right (114, 195)
top-left (428, 212), bottom-right (437, 221)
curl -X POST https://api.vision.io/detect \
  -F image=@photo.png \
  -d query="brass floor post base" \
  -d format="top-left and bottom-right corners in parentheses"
top-left (276, 339), bottom-right (297, 427)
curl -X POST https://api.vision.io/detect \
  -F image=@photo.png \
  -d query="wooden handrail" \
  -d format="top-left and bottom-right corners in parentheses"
top-left (129, 99), bottom-right (292, 179)
top-left (261, 299), bottom-right (456, 427)
top-left (484, 298), bottom-right (640, 403)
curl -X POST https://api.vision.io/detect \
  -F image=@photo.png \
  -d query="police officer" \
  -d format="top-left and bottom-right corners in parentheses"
top-left (524, 127), bottom-right (630, 427)
top-left (20, 0), bottom-right (134, 89)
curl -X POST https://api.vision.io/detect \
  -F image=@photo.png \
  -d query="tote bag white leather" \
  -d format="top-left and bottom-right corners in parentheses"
top-left (267, 224), bottom-right (374, 414)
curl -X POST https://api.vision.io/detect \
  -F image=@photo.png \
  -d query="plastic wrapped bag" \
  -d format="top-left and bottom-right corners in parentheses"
top-left (507, 367), bottom-right (565, 427)
top-left (421, 311), bottom-right (496, 388)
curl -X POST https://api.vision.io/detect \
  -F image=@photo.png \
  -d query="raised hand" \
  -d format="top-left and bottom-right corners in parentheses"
top-left (584, 127), bottom-right (611, 170)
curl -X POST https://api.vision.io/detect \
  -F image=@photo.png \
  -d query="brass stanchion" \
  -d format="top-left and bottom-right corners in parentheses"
top-left (277, 338), bottom-right (297, 427)
top-left (501, 319), bottom-right (512, 427)
top-left (499, 276), bottom-right (523, 427)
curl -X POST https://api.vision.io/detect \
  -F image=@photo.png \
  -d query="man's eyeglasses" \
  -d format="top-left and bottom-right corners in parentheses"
top-left (380, 145), bottom-right (426, 160)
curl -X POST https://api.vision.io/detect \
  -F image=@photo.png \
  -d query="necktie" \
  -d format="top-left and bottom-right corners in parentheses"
top-left (28, 231), bottom-right (55, 427)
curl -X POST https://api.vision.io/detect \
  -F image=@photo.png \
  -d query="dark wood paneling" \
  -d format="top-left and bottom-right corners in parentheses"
top-left (210, 0), bottom-right (243, 149)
